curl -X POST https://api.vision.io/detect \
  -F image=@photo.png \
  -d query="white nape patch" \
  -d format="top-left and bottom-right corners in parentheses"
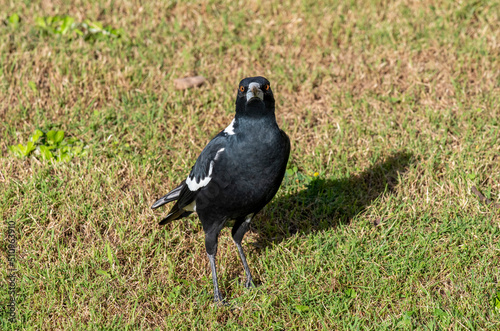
top-left (245, 213), bottom-right (254, 223)
top-left (246, 82), bottom-right (263, 101)
top-left (185, 148), bottom-right (225, 191)
top-left (224, 119), bottom-right (236, 135)
top-left (184, 200), bottom-right (196, 212)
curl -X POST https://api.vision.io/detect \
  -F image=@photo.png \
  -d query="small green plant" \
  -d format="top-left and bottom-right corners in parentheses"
top-left (294, 304), bottom-right (310, 313)
top-left (491, 291), bottom-right (500, 313)
top-left (285, 166), bottom-right (298, 177)
top-left (5, 13), bottom-right (20, 28)
top-left (284, 166), bottom-right (321, 193)
top-left (8, 129), bottom-right (88, 162)
top-left (344, 288), bottom-right (357, 299)
top-left (35, 15), bottom-right (121, 40)
top-left (35, 15), bottom-right (75, 35)
top-left (79, 19), bottom-right (122, 41)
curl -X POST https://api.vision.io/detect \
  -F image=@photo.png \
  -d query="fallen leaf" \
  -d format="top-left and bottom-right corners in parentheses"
top-left (174, 76), bottom-right (206, 90)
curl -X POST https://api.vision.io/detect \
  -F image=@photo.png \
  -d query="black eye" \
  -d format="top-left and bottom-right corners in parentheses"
top-left (239, 86), bottom-right (245, 92)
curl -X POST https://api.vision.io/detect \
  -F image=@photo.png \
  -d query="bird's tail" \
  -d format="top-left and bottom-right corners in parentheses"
top-left (158, 204), bottom-right (193, 225)
top-left (151, 180), bottom-right (186, 209)
top-left (152, 180), bottom-right (194, 225)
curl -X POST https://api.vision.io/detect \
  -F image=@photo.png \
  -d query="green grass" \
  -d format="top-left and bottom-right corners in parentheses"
top-left (1, 0), bottom-right (500, 329)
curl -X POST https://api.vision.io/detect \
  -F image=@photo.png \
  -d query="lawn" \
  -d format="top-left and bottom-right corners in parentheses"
top-left (1, 0), bottom-right (499, 329)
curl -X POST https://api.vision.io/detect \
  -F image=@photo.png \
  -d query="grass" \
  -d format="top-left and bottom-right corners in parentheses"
top-left (1, 0), bottom-right (499, 329)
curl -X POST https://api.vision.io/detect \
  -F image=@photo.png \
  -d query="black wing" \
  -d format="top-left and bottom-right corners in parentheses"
top-left (155, 132), bottom-right (229, 225)
top-left (271, 129), bottom-right (291, 199)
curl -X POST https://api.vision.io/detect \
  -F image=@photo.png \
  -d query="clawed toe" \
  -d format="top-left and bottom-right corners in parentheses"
top-left (215, 298), bottom-right (228, 306)
top-left (244, 280), bottom-right (255, 289)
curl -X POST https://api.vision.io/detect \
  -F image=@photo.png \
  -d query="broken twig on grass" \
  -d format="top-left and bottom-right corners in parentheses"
top-left (471, 186), bottom-right (500, 210)
top-left (373, 218), bottom-right (383, 226)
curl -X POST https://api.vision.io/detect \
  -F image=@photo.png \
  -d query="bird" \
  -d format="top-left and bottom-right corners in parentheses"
top-left (151, 76), bottom-right (290, 303)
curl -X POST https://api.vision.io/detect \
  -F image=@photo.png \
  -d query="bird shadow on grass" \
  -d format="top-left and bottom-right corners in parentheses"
top-left (250, 150), bottom-right (415, 252)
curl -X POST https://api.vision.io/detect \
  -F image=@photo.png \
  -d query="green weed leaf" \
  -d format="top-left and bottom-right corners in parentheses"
top-left (46, 130), bottom-right (65, 145)
top-left (491, 292), bottom-right (500, 313)
top-left (35, 15), bottom-right (121, 41)
top-left (294, 305), bottom-right (310, 313)
top-left (433, 308), bottom-right (446, 317)
top-left (27, 81), bottom-right (38, 93)
top-left (8, 144), bottom-right (23, 157)
top-left (35, 17), bottom-right (47, 29)
top-left (57, 151), bottom-right (72, 162)
top-left (46, 130), bottom-right (55, 144)
top-left (55, 130), bottom-right (65, 144)
top-left (344, 288), bottom-right (357, 298)
top-left (39, 145), bottom-right (53, 161)
top-left (30, 129), bottom-right (44, 143)
top-left (71, 145), bottom-right (83, 156)
top-left (106, 242), bottom-right (114, 265)
top-left (286, 166), bottom-right (298, 177)
top-left (18, 141), bottom-right (36, 156)
top-left (9, 129), bottom-right (87, 162)
top-left (60, 16), bottom-right (74, 34)
top-left (7, 13), bottom-right (20, 28)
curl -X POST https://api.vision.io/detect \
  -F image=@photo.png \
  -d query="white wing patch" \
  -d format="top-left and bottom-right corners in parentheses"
top-left (185, 148), bottom-right (225, 191)
top-left (224, 119), bottom-right (236, 135)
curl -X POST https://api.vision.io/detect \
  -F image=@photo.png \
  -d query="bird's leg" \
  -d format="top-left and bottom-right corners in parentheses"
top-left (205, 231), bottom-right (224, 303)
top-left (235, 241), bottom-right (253, 288)
top-left (207, 252), bottom-right (224, 303)
top-left (232, 217), bottom-right (254, 288)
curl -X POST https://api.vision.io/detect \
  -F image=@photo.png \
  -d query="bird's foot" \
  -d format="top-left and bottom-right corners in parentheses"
top-left (215, 299), bottom-right (228, 306)
top-left (214, 291), bottom-right (227, 306)
top-left (214, 297), bottom-right (235, 309)
top-left (244, 278), bottom-right (255, 289)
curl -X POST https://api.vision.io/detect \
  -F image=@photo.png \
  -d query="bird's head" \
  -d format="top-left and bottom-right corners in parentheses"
top-left (235, 76), bottom-right (275, 116)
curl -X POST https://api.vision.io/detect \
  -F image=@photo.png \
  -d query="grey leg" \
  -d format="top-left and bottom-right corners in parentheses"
top-left (204, 227), bottom-right (227, 304)
top-left (207, 253), bottom-right (224, 303)
top-left (232, 215), bottom-right (254, 288)
top-left (202, 215), bottom-right (230, 305)
top-left (235, 242), bottom-right (254, 288)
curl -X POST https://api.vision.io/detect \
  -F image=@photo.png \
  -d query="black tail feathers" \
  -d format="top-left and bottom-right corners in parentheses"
top-left (151, 180), bottom-right (186, 209)
top-left (158, 205), bottom-right (193, 225)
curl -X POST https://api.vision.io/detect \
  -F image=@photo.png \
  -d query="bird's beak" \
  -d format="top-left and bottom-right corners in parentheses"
top-left (246, 83), bottom-right (264, 102)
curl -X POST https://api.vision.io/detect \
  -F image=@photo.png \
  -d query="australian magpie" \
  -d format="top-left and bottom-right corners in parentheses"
top-left (151, 76), bottom-right (290, 303)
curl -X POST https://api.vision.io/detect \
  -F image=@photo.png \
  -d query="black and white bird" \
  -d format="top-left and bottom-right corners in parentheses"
top-left (151, 76), bottom-right (290, 303)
